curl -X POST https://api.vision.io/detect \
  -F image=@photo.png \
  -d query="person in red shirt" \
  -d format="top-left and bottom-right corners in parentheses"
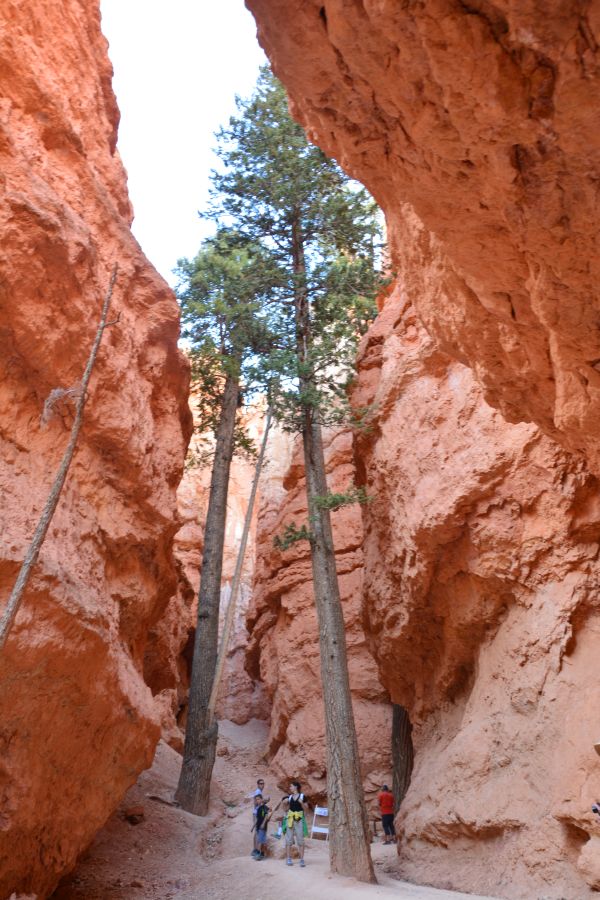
top-left (378, 785), bottom-right (396, 844)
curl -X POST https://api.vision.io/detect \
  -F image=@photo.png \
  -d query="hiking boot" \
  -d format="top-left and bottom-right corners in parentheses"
top-left (286, 858), bottom-right (293, 866)
top-left (251, 849), bottom-right (260, 858)
top-left (299, 859), bottom-right (306, 867)
top-left (255, 852), bottom-right (265, 860)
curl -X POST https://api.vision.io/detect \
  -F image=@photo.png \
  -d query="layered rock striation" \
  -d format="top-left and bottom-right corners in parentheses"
top-left (0, 2), bottom-right (191, 896)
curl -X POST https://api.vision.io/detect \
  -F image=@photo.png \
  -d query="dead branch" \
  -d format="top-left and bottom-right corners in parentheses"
top-left (0, 265), bottom-right (119, 651)
top-left (40, 384), bottom-right (83, 428)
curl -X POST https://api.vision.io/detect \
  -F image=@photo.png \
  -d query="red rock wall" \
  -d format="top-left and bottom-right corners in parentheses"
top-left (244, 2), bottom-right (600, 896)
top-left (247, 426), bottom-right (393, 808)
top-left (0, 2), bottom-right (191, 896)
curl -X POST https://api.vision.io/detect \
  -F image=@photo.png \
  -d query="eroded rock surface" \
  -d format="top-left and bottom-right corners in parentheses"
top-left (0, 2), bottom-right (191, 896)
top-left (149, 405), bottom-right (269, 749)
top-left (350, 283), bottom-right (600, 898)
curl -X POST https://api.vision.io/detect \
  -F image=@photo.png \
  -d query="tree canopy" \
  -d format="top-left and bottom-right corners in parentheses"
top-left (206, 66), bottom-right (383, 430)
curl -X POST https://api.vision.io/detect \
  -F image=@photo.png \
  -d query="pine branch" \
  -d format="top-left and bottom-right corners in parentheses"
top-left (312, 485), bottom-right (372, 512)
top-left (273, 521), bottom-right (314, 551)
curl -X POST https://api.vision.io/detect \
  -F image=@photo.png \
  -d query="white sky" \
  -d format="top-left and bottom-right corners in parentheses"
top-left (99, 0), bottom-right (267, 286)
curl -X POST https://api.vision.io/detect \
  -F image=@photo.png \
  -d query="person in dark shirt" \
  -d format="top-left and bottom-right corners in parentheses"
top-left (254, 799), bottom-right (271, 860)
top-left (378, 784), bottom-right (396, 844)
top-left (250, 779), bottom-right (270, 857)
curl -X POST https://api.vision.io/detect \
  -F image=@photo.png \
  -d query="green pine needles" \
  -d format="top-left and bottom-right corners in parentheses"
top-left (204, 66), bottom-right (385, 432)
top-left (273, 522), bottom-right (314, 551)
top-left (273, 485), bottom-right (372, 551)
top-left (178, 63), bottom-right (384, 539)
top-left (312, 485), bottom-right (372, 512)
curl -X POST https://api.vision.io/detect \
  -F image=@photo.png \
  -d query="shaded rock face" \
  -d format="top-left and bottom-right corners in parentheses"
top-left (0, 2), bottom-right (191, 896)
top-left (248, 426), bottom-right (393, 808)
top-left (246, 0), bottom-right (600, 471)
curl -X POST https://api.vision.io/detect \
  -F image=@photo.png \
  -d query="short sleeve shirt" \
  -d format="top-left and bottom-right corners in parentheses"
top-left (378, 791), bottom-right (394, 815)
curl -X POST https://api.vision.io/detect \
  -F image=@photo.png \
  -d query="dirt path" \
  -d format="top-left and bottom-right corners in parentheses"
top-left (53, 720), bottom-right (498, 900)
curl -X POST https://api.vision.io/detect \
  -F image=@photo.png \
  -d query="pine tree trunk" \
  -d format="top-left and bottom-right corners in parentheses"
top-left (302, 419), bottom-right (376, 882)
top-left (391, 704), bottom-right (413, 812)
top-left (175, 372), bottom-right (239, 815)
top-left (292, 215), bottom-right (375, 883)
top-left (206, 409), bottom-right (272, 719)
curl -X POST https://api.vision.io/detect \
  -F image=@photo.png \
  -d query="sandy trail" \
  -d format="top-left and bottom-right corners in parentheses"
top-left (53, 720), bottom-right (498, 900)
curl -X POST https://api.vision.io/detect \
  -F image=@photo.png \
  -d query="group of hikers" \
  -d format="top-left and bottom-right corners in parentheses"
top-left (249, 778), bottom-right (397, 865)
top-left (251, 779), bottom-right (309, 865)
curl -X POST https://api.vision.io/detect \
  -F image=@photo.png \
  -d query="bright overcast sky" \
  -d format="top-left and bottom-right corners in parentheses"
top-left (100, 0), bottom-right (267, 286)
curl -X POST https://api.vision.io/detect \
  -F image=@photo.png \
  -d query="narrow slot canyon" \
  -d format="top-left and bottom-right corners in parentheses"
top-left (2, 2), bottom-right (600, 899)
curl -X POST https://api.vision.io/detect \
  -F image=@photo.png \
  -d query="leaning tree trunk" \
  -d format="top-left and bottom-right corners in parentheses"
top-left (0, 265), bottom-right (118, 652)
top-left (175, 372), bottom-right (239, 815)
top-left (391, 704), bottom-right (414, 812)
top-left (292, 215), bottom-right (375, 883)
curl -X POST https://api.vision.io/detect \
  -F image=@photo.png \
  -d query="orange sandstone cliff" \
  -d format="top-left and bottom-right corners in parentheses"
top-left (4, 0), bottom-right (600, 896)
top-left (0, 1), bottom-right (191, 896)
top-left (245, 2), bottom-right (600, 896)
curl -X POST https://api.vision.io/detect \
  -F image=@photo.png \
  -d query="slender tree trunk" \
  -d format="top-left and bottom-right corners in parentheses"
top-left (0, 265), bottom-right (118, 652)
top-left (206, 408), bottom-right (272, 720)
top-left (391, 704), bottom-right (413, 812)
top-left (302, 419), bottom-right (376, 882)
top-left (292, 218), bottom-right (375, 883)
top-left (176, 372), bottom-right (239, 814)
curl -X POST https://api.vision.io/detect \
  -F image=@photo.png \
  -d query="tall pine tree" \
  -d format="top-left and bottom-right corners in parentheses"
top-left (175, 229), bottom-right (277, 814)
top-left (207, 68), bottom-right (382, 882)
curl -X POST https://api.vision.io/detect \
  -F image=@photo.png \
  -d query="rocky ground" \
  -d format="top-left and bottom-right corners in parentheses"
top-left (52, 719), bottom-right (497, 900)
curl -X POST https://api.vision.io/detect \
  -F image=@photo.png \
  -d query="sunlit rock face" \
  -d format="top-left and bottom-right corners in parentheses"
top-left (247, 0), bottom-right (600, 471)
top-left (0, 1), bottom-right (191, 896)
top-left (247, 426), bottom-right (393, 807)
top-left (244, 2), bottom-right (600, 895)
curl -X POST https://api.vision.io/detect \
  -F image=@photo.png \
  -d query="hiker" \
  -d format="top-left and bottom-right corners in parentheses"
top-left (284, 781), bottom-right (308, 867)
top-left (378, 784), bottom-right (396, 844)
top-left (254, 797), bottom-right (271, 860)
top-left (250, 778), bottom-right (269, 857)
